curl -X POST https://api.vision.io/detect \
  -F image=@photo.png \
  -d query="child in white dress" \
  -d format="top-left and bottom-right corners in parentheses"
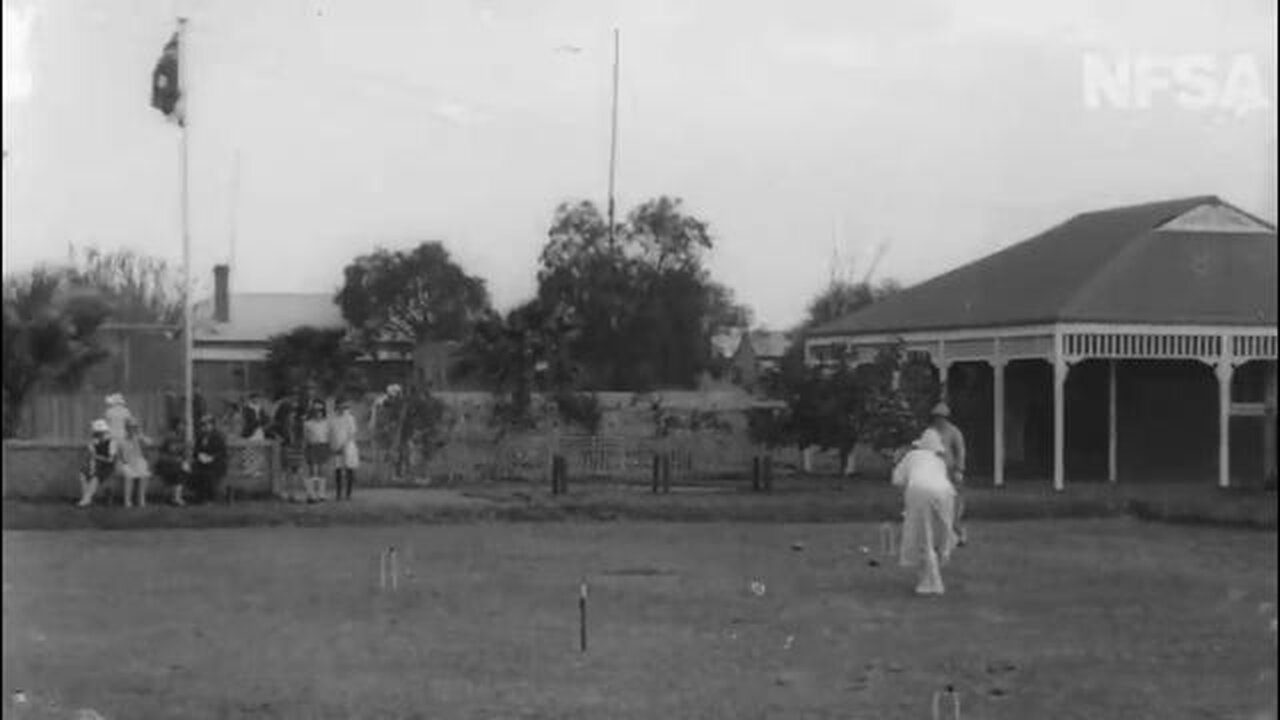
top-left (118, 418), bottom-right (154, 507)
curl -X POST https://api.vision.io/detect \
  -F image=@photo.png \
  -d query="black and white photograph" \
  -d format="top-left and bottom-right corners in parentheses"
top-left (2, 0), bottom-right (1277, 717)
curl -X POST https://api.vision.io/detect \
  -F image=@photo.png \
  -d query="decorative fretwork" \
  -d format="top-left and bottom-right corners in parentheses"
top-left (1232, 334), bottom-right (1278, 360)
top-left (809, 329), bottom-right (1275, 369)
top-left (1064, 333), bottom-right (1222, 360)
top-left (226, 439), bottom-right (281, 494)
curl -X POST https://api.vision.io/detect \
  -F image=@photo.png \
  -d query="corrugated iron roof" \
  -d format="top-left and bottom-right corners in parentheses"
top-left (808, 196), bottom-right (1277, 336)
top-left (193, 293), bottom-right (344, 343)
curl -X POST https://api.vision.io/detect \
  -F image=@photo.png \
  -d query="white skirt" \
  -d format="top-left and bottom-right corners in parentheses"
top-left (121, 457), bottom-right (151, 480)
top-left (334, 442), bottom-right (360, 470)
top-left (899, 483), bottom-right (957, 569)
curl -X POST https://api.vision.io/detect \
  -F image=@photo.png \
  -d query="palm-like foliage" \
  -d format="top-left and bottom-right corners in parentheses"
top-left (71, 247), bottom-right (185, 325)
top-left (3, 267), bottom-right (111, 436)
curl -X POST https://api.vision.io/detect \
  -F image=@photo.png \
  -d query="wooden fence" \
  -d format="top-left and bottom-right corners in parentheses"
top-left (15, 392), bottom-right (166, 440)
top-left (12, 391), bottom-right (251, 440)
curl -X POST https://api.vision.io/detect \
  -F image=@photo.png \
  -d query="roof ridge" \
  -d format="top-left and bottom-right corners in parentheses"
top-left (1055, 197), bottom-right (1222, 318)
top-left (1058, 229), bottom-right (1161, 319)
top-left (1074, 194), bottom-right (1219, 220)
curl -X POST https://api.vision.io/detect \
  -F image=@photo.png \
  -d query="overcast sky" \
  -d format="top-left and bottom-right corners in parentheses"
top-left (2, 0), bottom-right (1276, 328)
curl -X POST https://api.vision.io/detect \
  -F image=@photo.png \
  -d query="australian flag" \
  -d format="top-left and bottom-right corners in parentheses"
top-left (151, 31), bottom-right (183, 125)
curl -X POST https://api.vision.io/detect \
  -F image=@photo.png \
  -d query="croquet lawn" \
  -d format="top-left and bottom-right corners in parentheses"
top-left (4, 519), bottom-right (1277, 719)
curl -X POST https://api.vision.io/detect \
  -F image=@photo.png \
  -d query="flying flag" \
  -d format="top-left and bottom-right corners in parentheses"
top-left (151, 31), bottom-right (182, 125)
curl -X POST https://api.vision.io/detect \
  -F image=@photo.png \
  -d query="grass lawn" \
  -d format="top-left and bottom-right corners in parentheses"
top-left (5, 480), bottom-right (1276, 530)
top-left (3, 520), bottom-right (1278, 719)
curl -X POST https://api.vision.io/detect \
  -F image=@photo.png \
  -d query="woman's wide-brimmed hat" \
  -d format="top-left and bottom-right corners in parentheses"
top-left (930, 402), bottom-right (950, 418)
top-left (91, 419), bottom-right (110, 434)
top-left (105, 393), bottom-right (126, 407)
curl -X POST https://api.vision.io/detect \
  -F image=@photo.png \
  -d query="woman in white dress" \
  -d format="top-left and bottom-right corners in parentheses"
top-left (103, 393), bottom-right (133, 444)
top-left (329, 399), bottom-right (360, 501)
top-left (891, 428), bottom-right (960, 596)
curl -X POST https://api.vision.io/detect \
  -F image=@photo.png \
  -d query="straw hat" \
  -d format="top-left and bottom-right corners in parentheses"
top-left (90, 419), bottom-right (110, 434)
top-left (105, 393), bottom-right (126, 407)
top-left (930, 402), bottom-right (950, 418)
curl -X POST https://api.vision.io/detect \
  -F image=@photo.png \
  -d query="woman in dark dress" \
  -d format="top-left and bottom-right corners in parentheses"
top-left (274, 393), bottom-right (307, 500)
top-left (154, 419), bottom-right (189, 506)
top-left (191, 415), bottom-right (229, 503)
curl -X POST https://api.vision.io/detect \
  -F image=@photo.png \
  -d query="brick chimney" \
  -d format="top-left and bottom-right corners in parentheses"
top-left (213, 264), bottom-right (230, 323)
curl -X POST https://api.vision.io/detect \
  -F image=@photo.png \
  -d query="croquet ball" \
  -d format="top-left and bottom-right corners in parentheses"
top-left (791, 542), bottom-right (805, 551)
top-left (858, 546), bottom-right (870, 554)
top-left (867, 559), bottom-right (881, 568)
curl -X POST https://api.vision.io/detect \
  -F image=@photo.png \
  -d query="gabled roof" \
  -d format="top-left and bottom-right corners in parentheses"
top-left (809, 196), bottom-right (1277, 337)
top-left (194, 293), bottom-right (344, 343)
top-left (739, 330), bottom-right (793, 359)
top-left (711, 329), bottom-right (745, 359)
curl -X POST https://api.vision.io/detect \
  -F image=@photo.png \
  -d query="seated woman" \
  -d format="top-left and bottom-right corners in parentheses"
top-left (891, 428), bottom-right (960, 596)
top-left (191, 415), bottom-right (229, 503)
top-left (76, 419), bottom-right (118, 507)
top-left (154, 419), bottom-right (189, 506)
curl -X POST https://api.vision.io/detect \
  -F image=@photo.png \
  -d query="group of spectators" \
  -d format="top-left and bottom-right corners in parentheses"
top-left (76, 388), bottom-right (364, 507)
top-left (258, 391), bottom-right (361, 503)
top-left (77, 394), bottom-right (228, 507)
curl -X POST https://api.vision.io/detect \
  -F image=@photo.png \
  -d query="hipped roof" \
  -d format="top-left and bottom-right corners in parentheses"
top-left (809, 196), bottom-right (1277, 337)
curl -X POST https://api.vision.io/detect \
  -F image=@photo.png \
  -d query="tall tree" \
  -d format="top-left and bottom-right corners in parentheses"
top-left (535, 197), bottom-right (749, 390)
top-left (71, 247), bottom-right (185, 324)
top-left (263, 326), bottom-right (362, 398)
top-left (336, 242), bottom-right (492, 347)
top-left (803, 278), bottom-right (901, 330)
top-left (705, 281), bottom-right (753, 336)
top-left (3, 268), bottom-right (112, 437)
top-left (454, 299), bottom-right (580, 428)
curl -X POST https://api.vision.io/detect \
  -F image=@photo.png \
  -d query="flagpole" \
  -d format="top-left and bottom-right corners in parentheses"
top-left (229, 149), bottom-right (240, 281)
top-left (606, 28), bottom-right (619, 250)
top-left (178, 16), bottom-right (194, 457)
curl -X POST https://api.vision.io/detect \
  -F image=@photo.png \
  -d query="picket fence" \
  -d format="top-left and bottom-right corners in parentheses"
top-left (7, 390), bottom-right (849, 498)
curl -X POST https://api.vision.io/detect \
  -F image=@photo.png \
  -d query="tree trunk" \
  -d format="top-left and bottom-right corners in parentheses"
top-left (839, 444), bottom-right (855, 477)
